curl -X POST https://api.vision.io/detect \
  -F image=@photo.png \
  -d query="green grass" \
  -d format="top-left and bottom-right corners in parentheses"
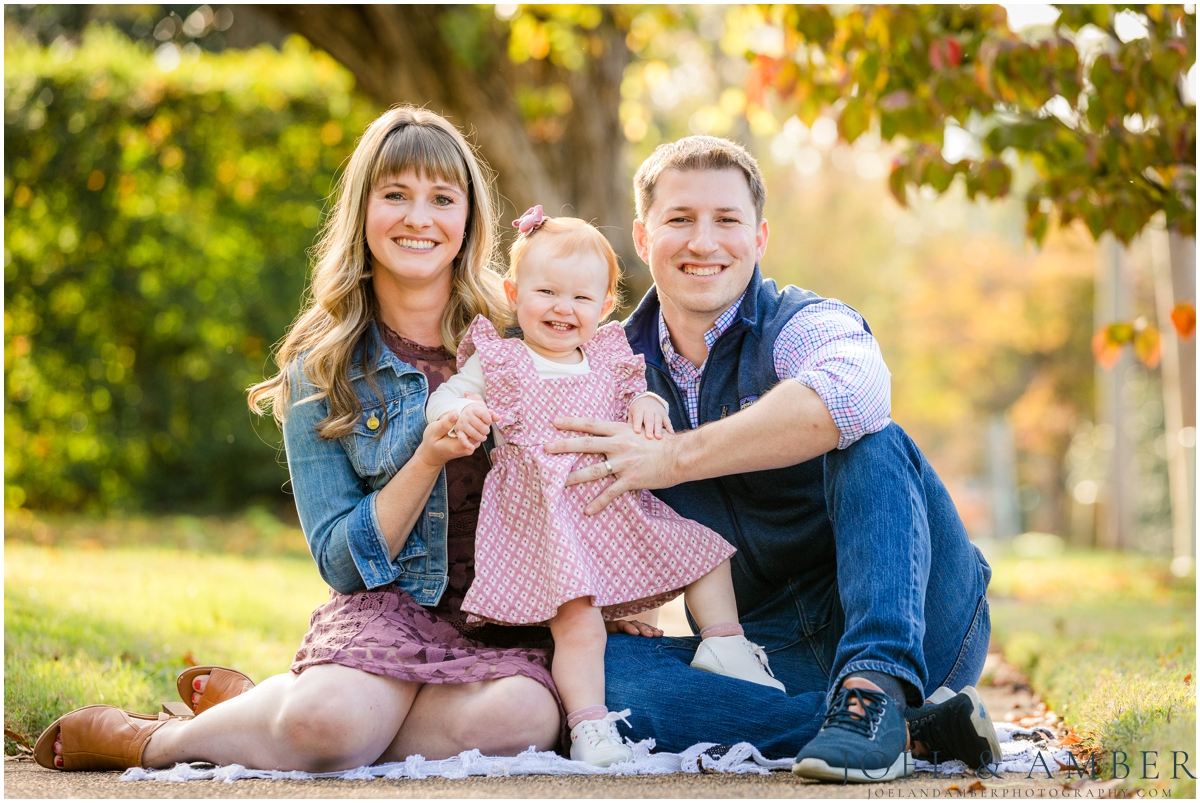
top-left (984, 543), bottom-right (1196, 796)
top-left (5, 511), bottom-right (1196, 797)
top-left (4, 538), bottom-right (329, 754)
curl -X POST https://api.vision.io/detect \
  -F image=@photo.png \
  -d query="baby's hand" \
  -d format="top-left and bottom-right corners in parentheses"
top-left (452, 403), bottom-right (496, 446)
top-left (420, 404), bottom-right (496, 466)
top-left (627, 395), bottom-right (673, 440)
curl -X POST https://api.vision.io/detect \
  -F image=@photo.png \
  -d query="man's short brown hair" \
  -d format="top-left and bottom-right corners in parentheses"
top-left (633, 135), bottom-right (767, 222)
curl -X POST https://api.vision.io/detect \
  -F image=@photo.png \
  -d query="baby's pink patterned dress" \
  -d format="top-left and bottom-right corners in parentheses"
top-left (458, 316), bottom-right (736, 626)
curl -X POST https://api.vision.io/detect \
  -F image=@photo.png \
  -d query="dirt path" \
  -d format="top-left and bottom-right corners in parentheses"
top-left (6, 651), bottom-right (1088, 799)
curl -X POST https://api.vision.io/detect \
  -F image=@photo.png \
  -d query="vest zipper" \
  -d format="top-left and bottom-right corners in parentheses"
top-left (695, 328), bottom-right (772, 589)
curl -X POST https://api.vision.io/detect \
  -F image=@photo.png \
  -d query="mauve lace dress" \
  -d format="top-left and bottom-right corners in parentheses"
top-left (291, 324), bottom-right (562, 722)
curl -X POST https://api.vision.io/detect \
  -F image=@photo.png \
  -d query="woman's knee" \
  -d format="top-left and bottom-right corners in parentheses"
top-left (271, 691), bottom-right (360, 766)
top-left (448, 678), bottom-right (560, 754)
top-left (270, 668), bottom-right (405, 770)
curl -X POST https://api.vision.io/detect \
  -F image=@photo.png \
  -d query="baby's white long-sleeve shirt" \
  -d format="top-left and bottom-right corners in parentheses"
top-left (426, 344), bottom-right (592, 446)
top-left (426, 342), bottom-right (667, 447)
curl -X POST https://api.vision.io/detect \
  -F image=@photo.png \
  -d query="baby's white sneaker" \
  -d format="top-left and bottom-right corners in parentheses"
top-left (691, 635), bottom-right (787, 692)
top-left (569, 709), bottom-right (634, 767)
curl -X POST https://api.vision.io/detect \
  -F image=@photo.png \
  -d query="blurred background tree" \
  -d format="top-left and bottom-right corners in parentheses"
top-left (4, 4), bottom-right (1194, 561)
top-left (5, 26), bottom-right (374, 511)
top-left (256, 5), bottom-right (642, 287)
top-left (740, 5), bottom-right (1194, 242)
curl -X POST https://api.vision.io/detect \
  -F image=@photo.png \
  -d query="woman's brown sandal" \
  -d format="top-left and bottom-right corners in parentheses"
top-left (173, 666), bottom-right (255, 716)
top-left (33, 705), bottom-right (178, 771)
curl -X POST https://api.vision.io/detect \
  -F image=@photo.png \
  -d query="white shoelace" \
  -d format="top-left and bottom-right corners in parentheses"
top-left (746, 641), bottom-right (777, 678)
top-left (579, 709), bottom-right (632, 746)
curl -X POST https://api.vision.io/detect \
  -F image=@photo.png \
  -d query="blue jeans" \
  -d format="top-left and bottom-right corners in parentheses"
top-left (604, 424), bottom-right (992, 758)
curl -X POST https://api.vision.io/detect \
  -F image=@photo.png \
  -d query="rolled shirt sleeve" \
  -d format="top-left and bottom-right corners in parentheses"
top-left (773, 300), bottom-right (892, 449)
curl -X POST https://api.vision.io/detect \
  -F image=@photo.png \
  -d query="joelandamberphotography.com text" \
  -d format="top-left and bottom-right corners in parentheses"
top-left (855, 750), bottom-right (1193, 796)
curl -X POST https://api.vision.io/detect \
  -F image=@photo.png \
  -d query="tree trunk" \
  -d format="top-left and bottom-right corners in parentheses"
top-left (1094, 234), bottom-right (1137, 550)
top-left (254, 5), bottom-right (647, 303)
top-left (1149, 223), bottom-right (1196, 564)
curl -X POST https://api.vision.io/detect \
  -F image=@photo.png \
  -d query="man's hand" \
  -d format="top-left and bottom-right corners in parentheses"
top-left (545, 417), bottom-right (678, 515)
top-left (548, 380), bottom-right (839, 514)
top-left (605, 619), bottom-right (663, 637)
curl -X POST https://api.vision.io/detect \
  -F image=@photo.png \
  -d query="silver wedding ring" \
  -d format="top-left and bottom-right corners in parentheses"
top-left (603, 460), bottom-right (614, 476)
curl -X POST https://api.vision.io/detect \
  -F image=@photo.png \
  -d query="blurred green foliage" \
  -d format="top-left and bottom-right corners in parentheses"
top-left (740, 4), bottom-right (1196, 243)
top-left (4, 27), bottom-right (375, 512)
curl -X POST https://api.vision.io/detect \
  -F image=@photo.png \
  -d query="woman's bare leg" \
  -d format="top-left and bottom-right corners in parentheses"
top-left (136, 664), bottom-right (421, 772)
top-left (381, 674), bottom-right (560, 761)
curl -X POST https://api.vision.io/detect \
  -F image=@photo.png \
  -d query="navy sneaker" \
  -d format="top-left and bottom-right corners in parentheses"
top-left (906, 686), bottom-right (1002, 769)
top-left (792, 683), bottom-right (910, 783)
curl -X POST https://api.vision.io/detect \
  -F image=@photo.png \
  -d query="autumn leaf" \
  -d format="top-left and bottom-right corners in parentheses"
top-left (1092, 328), bottom-right (1122, 369)
top-left (929, 37), bottom-right (963, 71)
top-left (4, 727), bottom-right (33, 749)
top-left (888, 160), bottom-right (908, 207)
top-left (1170, 303), bottom-right (1196, 339)
top-left (1133, 326), bottom-right (1161, 368)
top-left (839, 98), bottom-right (871, 143)
top-left (1106, 322), bottom-right (1134, 344)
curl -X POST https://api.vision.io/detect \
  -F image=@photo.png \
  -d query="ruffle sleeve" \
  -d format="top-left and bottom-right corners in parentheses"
top-left (455, 315), bottom-right (524, 437)
top-left (588, 321), bottom-right (648, 419)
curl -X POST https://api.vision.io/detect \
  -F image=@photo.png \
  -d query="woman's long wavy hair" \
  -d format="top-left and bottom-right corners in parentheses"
top-left (247, 106), bottom-right (506, 438)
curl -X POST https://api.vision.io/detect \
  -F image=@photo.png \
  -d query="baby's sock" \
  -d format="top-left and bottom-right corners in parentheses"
top-left (699, 622), bottom-right (744, 639)
top-left (567, 705), bottom-right (609, 730)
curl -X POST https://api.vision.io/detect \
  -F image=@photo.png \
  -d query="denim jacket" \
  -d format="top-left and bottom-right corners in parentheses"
top-left (282, 320), bottom-right (449, 603)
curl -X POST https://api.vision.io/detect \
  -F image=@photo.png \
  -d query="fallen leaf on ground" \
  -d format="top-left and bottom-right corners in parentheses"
top-left (3, 728), bottom-right (32, 749)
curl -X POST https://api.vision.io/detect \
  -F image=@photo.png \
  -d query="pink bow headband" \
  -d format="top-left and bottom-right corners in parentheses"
top-left (512, 205), bottom-right (546, 235)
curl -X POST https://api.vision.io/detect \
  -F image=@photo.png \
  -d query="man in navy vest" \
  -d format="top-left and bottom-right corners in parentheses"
top-left (546, 137), bottom-right (998, 781)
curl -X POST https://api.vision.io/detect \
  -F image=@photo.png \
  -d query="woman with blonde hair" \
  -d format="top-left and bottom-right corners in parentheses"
top-left (36, 106), bottom-right (564, 772)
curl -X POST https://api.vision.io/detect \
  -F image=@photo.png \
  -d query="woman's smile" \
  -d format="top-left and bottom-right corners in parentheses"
top-left (393, 237), bottom-right (438, 251)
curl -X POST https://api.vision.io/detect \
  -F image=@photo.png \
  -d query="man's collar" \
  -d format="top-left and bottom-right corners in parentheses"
top-left (624, 264), bottom-right (766, 369)
top-left (656, 293), bottom-right (746, 354)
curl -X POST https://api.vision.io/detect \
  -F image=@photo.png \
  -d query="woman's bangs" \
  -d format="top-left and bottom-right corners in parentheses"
top-left (371, 124), bottom-right (469, 193)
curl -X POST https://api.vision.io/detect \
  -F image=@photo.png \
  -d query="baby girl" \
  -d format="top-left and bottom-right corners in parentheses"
top-left (425, 207), bottom-right (784, 767)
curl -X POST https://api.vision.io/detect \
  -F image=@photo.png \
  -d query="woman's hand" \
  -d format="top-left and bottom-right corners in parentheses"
top-left (627, 396), bottom-right (674, 440)
top-left (417, 411), bottom-right (487, 467)
top-left (605, 619), bottom-right (663, 637)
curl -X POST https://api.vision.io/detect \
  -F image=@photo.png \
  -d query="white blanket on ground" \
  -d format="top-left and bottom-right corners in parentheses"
top-left (121, 723), bottom-right (1073, 783)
